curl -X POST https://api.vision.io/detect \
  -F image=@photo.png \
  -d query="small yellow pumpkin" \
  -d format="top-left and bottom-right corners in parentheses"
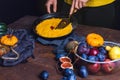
top-left (86, 33), bottom-right (104, 47)
top-left (0, 34), bottom-right (18, 46)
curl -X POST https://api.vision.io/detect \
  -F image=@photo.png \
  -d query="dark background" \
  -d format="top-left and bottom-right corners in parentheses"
top-left (114, 0), bottom-right (120, 30)
top-left (0, 0), bottom-right (119, 30)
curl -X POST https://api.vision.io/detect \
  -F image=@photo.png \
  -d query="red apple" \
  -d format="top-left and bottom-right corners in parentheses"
top-left (102, 59), bottom-right (115, 73)
top-left (87, 63), bottom-right (101, 73)
top-left (89, 48), bottom-right (99, 56)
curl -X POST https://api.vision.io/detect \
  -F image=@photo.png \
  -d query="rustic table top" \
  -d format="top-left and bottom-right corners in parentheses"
top-left (0, 16), bottom-right (120, 80)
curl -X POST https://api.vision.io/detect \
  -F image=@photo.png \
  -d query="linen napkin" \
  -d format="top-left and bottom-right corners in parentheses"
top-left (37, 32), bottom-right (85, 55)
top-left (0, 29), bottom-right (35, 66)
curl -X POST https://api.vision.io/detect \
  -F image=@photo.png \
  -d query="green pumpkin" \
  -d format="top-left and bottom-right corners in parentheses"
top-left (0, 22), bottom-right (7, 36)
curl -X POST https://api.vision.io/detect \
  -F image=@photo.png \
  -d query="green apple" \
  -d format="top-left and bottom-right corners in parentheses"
top-left (108, 46), bottom-right (120, 60)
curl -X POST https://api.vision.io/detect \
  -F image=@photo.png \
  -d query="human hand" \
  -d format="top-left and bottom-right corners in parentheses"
top-left (45, 0), bottom-right (57, 13)
top-left (70, 0), bottom-right (88, 15)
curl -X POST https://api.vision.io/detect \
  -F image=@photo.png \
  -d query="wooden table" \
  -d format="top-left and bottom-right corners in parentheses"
top-left (0, 16), bottom-right (120, 80)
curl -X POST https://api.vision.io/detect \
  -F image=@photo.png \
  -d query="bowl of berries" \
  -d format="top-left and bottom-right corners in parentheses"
top-left (66, 33), bottom-right (120, 77)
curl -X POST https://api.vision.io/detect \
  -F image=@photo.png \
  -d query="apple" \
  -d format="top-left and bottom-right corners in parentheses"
top-left (87, 63), bottom-right (101, 73)
top-left (89, 48), bottom-right (99, 56)
top-left (102, 59), bottom-right (115, 73)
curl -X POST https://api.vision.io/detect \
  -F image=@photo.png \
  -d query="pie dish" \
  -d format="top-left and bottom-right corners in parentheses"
top-left (33, 13), bottom-right (77, 38)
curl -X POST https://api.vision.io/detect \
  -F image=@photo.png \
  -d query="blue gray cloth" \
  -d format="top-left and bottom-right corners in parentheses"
top-left (37, 32), bottom-right (85, 55)
top-left (0, 29), bottom-right (35, 66)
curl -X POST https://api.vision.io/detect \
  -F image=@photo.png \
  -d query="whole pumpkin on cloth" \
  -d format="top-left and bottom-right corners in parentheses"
top-left (35, 18), bottom-right (73, 38)
top-left (0, 34), bottom-right (18, 46)
top-left (86, 33), bottom-right (104, 47)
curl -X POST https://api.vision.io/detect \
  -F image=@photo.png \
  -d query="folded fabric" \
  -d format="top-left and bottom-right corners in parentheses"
top-left (0, 29), bottom-right (35, 66)
top-left (37, 32), bottom-right (85, 55)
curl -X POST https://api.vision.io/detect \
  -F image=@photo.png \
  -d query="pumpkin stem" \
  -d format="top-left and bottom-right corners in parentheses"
top-left (8, 28), bottom-right (14, 36)
top-left (7, 34), bottom-right (13, 38)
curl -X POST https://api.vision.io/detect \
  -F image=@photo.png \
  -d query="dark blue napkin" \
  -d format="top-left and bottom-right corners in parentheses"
top-left (37, 32), bottom-right (85, 55)
top-left (1, 29), bottom-right (35, 66)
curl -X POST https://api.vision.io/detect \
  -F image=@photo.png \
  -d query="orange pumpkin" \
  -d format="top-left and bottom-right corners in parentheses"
top-left (86, 33), bottom-right (104, 47)
top-left (0, 34), bottom-right (18, 46)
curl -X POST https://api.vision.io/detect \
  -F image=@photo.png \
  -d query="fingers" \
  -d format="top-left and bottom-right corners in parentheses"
top-left (69, 0), bottom-right (75, 15)
top-left (82, 2), bottom-right (86, 7)
top-left (45, 0), bottom-right (57, 13)
top-left (75, 0), bottom-right (86, 9)
top-left (46, 2), bottom-right (51, 13)
top-left (53, 0), bottom-right (57, 13)
top-left (74, 0), bottom-right (79, 9)
top-left (69, 0), bottom-right (87, 15)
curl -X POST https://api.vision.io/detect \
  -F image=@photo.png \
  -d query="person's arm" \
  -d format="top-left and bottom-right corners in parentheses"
top-left (70, 0), bottom-right (88, 15)
top-left (45, 0), bottom-right (57, 13)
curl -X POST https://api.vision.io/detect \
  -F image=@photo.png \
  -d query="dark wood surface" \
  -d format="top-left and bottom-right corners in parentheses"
top-left (0, 16), bottom-right (120, 80)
